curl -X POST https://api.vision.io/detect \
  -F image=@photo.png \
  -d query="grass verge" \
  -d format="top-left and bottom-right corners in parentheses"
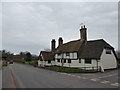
top-left (43, 65), bottom-right (97, 73)
top-left (2, 64), bottom-right (8, 67)
top-left (15, 60), bottom-right (38, 67)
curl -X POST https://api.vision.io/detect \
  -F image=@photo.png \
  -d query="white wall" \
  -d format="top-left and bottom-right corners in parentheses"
top-left (55, 52), bottom-right (99, 70)
top-left (38, 60), bottom-right (41, 66)
top-left (38, 60), bottom-right (55, 67)
top-left (100, 49), bottom-right (117, 70)
top-left (55, 52), bottom-right (77, 59)
top-left (55, 58), bottom-right (98, 70)
top-left (38, 60), bottom-right (44, 67)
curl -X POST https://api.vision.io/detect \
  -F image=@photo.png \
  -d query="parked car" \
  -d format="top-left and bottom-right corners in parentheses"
top-left (9, 60), bottom-right (14, 64)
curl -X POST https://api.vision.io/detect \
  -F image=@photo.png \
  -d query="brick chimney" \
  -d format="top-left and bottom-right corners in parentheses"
top-left (80, 25), bottom-right (87, 41)
top-left (58, 37), bottom-right (63, 46)
top-left (51, 39), bottom-right (56, 52)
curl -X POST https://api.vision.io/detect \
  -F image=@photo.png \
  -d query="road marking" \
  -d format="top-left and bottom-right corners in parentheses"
top-left (90, 78), bottom-right (99, 81)
top-left (98, 74), bottom-right (117, 79)
top-left (100, 80), bottom-right (110, 84)
top-left (9, 67), bottom-right (17, 88)
top-left (71, 75), bottom-right (76, 77)
top-left (111, 83), bottom-right (119, 87)
top-left (67, 74), bottom-right (72, 76)
top-left (77, 76), bottom-right (81, 78)
top-left (82, 77), bottom-right (87, 79)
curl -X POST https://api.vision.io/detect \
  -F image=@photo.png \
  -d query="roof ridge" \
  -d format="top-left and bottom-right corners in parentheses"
top-left (41, 51), bottom-right (52, 53)
top-left (87, 39), bottom-right (104, 42)
top-left (63, 39), bottom-right (80, 45)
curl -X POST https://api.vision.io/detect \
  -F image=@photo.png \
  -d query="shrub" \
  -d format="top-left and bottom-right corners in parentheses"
top-left (2, 64), bottom-right (8, 67)
top-left (45, 66), bottom-right (96, 73)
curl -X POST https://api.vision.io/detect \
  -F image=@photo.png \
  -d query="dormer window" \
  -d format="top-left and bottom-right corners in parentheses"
top-left (66, 52), bottom-right (70, 56)
top-left (106, 48), bottom-right (111, 54)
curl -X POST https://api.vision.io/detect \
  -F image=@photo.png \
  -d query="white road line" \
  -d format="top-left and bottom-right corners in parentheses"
top-left (111, 83), bottom-right (119, 87)
top-left (77, 76), bottom-right (81, 78)
top-left (90, 78), bottom-right (99, 81)
top-left (57, 72), bottom-right (60, 74)
top-left (98, 74), bottom-right (117, 79)
top-left (67, 74), bottom-right (72, 76)
top-left (100, 80), bottom-right (110, 84)
top-left (71, 75), bottom-right (76, 77)
top-left (60, 73), bottom-right (67, 75)
top-left (82, 77), bottom-right (87, 79)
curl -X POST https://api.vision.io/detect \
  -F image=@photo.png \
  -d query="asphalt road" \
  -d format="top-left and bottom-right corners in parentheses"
top-left (2, 63), bottom-right (119, 88)
top-left (0, 60), bottom-right (2, 89)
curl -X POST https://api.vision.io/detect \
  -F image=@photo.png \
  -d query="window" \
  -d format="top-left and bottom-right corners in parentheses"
top-left (66, 52), bottom-right (70, 56)
top-left (57, 59), bottom-right (60, 62)
top-left (85, 59), bottom-right (92, 64)
top-left (64, 59), bottom-right (66, 63)
top-left (61, 59), bottom-right (63, 63)
top-left (68, 59), bottom-right (71, 63)
top-left (58, 53), bottom-right (61, 56)
top-left (79, 59), bottom-right (81, 63)
top-left (48, 60), bottom-right (51, 63)
top-left (72, 53), bottom-right (74, 58)
top-left (106, 49), bottom-right (111, 54)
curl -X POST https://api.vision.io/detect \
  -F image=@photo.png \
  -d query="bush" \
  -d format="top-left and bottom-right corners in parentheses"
top-left (45, 66), bottom-right (96, 73)
top-left (2, 64), bottom-right (8, 67)
top-left (25, 60), bottom-right (38, 67)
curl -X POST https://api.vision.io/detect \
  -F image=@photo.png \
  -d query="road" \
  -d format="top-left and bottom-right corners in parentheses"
top-left (2, 63), bottom-right (119, 88)
top-left (0, 60), bottom-right (2, 90)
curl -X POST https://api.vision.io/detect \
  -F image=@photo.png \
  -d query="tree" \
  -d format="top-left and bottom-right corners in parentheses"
top-left (25, 52), bottom-right (32, 61)
top-left (31, 54), bottom-right (39, 60)
top-left (2, 50), bottom-right (14, 61)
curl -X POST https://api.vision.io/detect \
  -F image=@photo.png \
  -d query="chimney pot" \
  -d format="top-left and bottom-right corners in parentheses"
top-left (84, 25), bottom-right (85, 28)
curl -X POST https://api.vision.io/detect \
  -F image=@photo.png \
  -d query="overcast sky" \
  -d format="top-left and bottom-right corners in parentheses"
top-left (1, 2), bottom-right (118, 55)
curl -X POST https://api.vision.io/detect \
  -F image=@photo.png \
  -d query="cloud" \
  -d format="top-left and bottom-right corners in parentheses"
top-left (2, 2), bottom-right (118, 55)
top-left (38, 4), bottom-right (53, 12)
top-left (0, 3), bottom-right (2, 50)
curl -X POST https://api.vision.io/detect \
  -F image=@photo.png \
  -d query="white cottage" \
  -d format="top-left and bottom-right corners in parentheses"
top-left (38, 25), bottom-right (117, 72)
top-left (38, 51), bottom-right (55, 67)
top-left (54, 26), bottom-right (117, 72)
top-left (38, 39), bottom-right (56, 67)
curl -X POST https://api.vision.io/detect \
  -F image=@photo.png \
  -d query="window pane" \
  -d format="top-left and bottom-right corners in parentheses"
top-left (48, 60), bottom-right (51, 63)
top-left (79, 59), bottom-right (81, 63)
top-left (68, 59), bottom-right (71, 63)
top-left (66, 53), bottom-right (69, 56)
top-left (58, 53), bottom-right (61, 56)
top-left (106, 49), bottom-right (111, 54)
top-left (57, 59), bottom-right (60, 62)
top-left (85, 59), bottom-right (91, 64)
top-left (64, 59), bottom-right (66, 63)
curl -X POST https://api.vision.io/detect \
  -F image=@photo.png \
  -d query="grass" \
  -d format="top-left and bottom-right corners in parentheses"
top-left (44, 65), bottom-right (97, 73)
top-left (16, 60), bottom-right (38, 67)
top-left (2, 64), bottom-right (8, 67)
